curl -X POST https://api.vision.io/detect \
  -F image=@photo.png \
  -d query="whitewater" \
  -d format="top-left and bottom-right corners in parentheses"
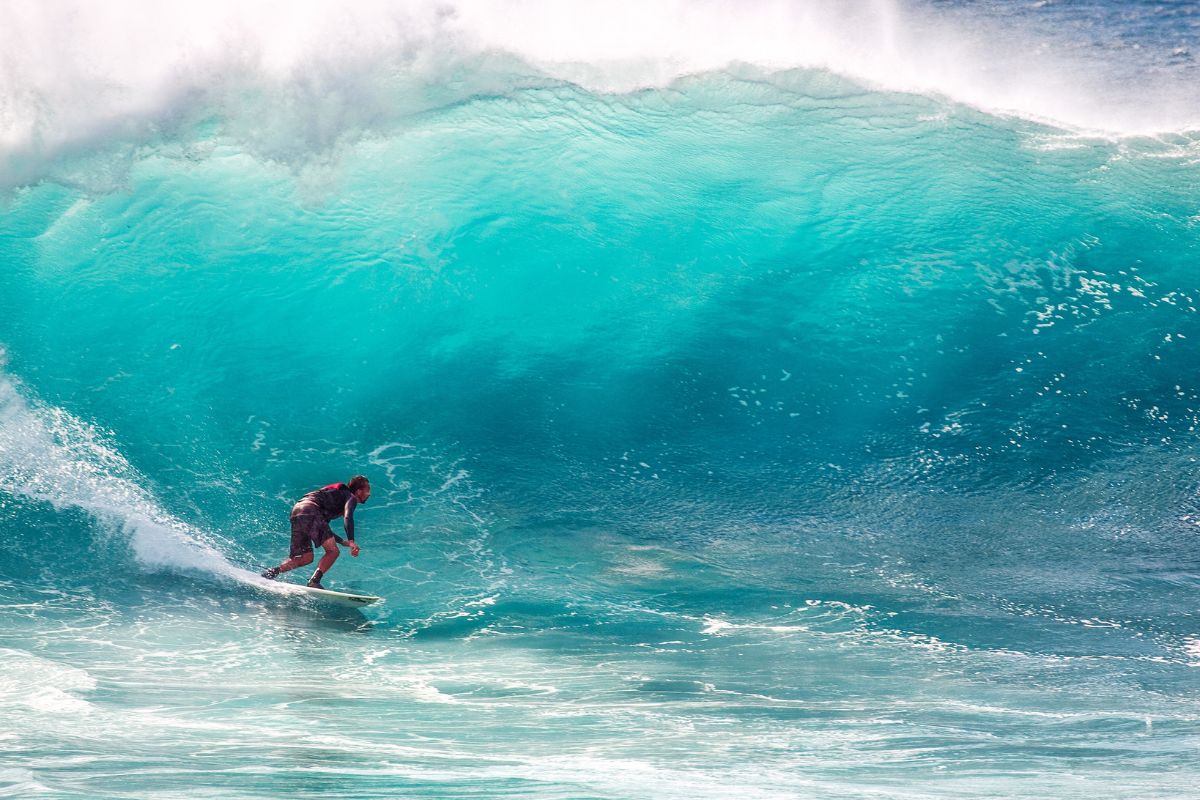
top-left (2, 1), bottom-right (1200, 798)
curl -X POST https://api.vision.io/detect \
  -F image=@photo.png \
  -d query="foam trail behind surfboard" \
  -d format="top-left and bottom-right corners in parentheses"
top-left (0, 361), bottom-right (257, 584)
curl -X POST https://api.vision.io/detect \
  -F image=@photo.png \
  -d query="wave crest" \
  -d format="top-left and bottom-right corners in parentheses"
top-left (3, 0), bottom-right (1199, 189)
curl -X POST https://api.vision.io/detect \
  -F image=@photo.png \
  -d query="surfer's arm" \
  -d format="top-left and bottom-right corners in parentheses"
top-left (342, 496), bottom-right (361, 555)
top-left (343, 495), bottom-right (358, 541)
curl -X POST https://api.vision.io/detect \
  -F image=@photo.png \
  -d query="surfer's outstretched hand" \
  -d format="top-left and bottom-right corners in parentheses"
top-left (350, 542), bottom-right (361, 557)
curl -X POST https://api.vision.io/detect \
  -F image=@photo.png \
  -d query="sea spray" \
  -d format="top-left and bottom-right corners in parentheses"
top-left (0, 367), bottom-right (236, 573)
top-left (3, 0), bottom-right (1198, 190)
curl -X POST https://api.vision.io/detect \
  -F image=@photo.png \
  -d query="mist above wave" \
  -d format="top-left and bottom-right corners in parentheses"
top-left (3, 0), bottom-right (1198, 189)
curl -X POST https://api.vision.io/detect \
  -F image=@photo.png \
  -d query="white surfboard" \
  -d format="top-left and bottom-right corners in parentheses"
top-left (238, 568), bottom-right (383, 607)
top-left (295, 585), bottom-right (383, 607)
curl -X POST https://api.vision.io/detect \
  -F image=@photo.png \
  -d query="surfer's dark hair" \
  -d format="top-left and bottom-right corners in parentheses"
top-left (348, 475), bottom-right (370, 491)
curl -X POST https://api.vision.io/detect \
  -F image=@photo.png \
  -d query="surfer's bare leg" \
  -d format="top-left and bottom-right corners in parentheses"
top-left (308, 537), bottom-right (340, 588)
top-left (275, 552), bottom-right (314, 573)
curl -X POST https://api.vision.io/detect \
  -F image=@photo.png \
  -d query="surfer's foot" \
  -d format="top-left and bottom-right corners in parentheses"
top-left (261, 566), bottom-right (281, 580)
top-left (307, 570), bottom-right (325, 589)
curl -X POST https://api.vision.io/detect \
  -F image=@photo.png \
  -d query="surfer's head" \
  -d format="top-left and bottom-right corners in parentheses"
top-left (348, 475), bottom-right (371, 503)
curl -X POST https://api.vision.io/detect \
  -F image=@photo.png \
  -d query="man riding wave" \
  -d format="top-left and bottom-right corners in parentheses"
top-left (261, 475), bottom-right (370, 589)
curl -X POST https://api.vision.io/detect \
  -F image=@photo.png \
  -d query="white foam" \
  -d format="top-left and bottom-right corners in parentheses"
top-left (1, 0), bottom-right (1196, 188)
top-left (0, 648), bottom-right (96, 714)
top-left (0, 366), bottom-right (238, 575)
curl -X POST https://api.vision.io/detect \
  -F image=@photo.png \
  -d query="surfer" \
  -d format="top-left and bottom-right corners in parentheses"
top-left (261, 475), bottom-right (370, 589)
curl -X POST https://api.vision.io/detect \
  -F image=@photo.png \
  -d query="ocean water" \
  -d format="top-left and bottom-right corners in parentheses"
top-left (2, 1), bottom-right (1200, 798)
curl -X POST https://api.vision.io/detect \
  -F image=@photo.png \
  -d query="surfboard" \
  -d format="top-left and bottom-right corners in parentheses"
top-left (295, 585), bottom-right (383, 606)
top-left (242, 568), bottom-right (382, 606)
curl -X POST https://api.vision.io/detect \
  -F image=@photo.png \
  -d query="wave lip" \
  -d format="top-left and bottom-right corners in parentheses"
top-left (3, 0), bottom-right (1199, 189)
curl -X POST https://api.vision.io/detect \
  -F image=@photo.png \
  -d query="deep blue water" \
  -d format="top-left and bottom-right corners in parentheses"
top-left (2, 2), bottom-right (1200, 798)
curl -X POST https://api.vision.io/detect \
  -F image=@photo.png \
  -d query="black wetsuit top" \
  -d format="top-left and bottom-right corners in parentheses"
top-left (293, 484), bottom-right (359, 542)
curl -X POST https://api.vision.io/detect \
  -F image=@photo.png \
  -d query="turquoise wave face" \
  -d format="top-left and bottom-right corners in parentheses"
top-left (2, 68), bottom-right (1200, 798)
top-left (5, 72), bottom-right (1199, 501)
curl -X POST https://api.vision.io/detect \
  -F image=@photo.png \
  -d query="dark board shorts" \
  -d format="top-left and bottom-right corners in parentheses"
top-left (289, 504), bottom-right (334, 558)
